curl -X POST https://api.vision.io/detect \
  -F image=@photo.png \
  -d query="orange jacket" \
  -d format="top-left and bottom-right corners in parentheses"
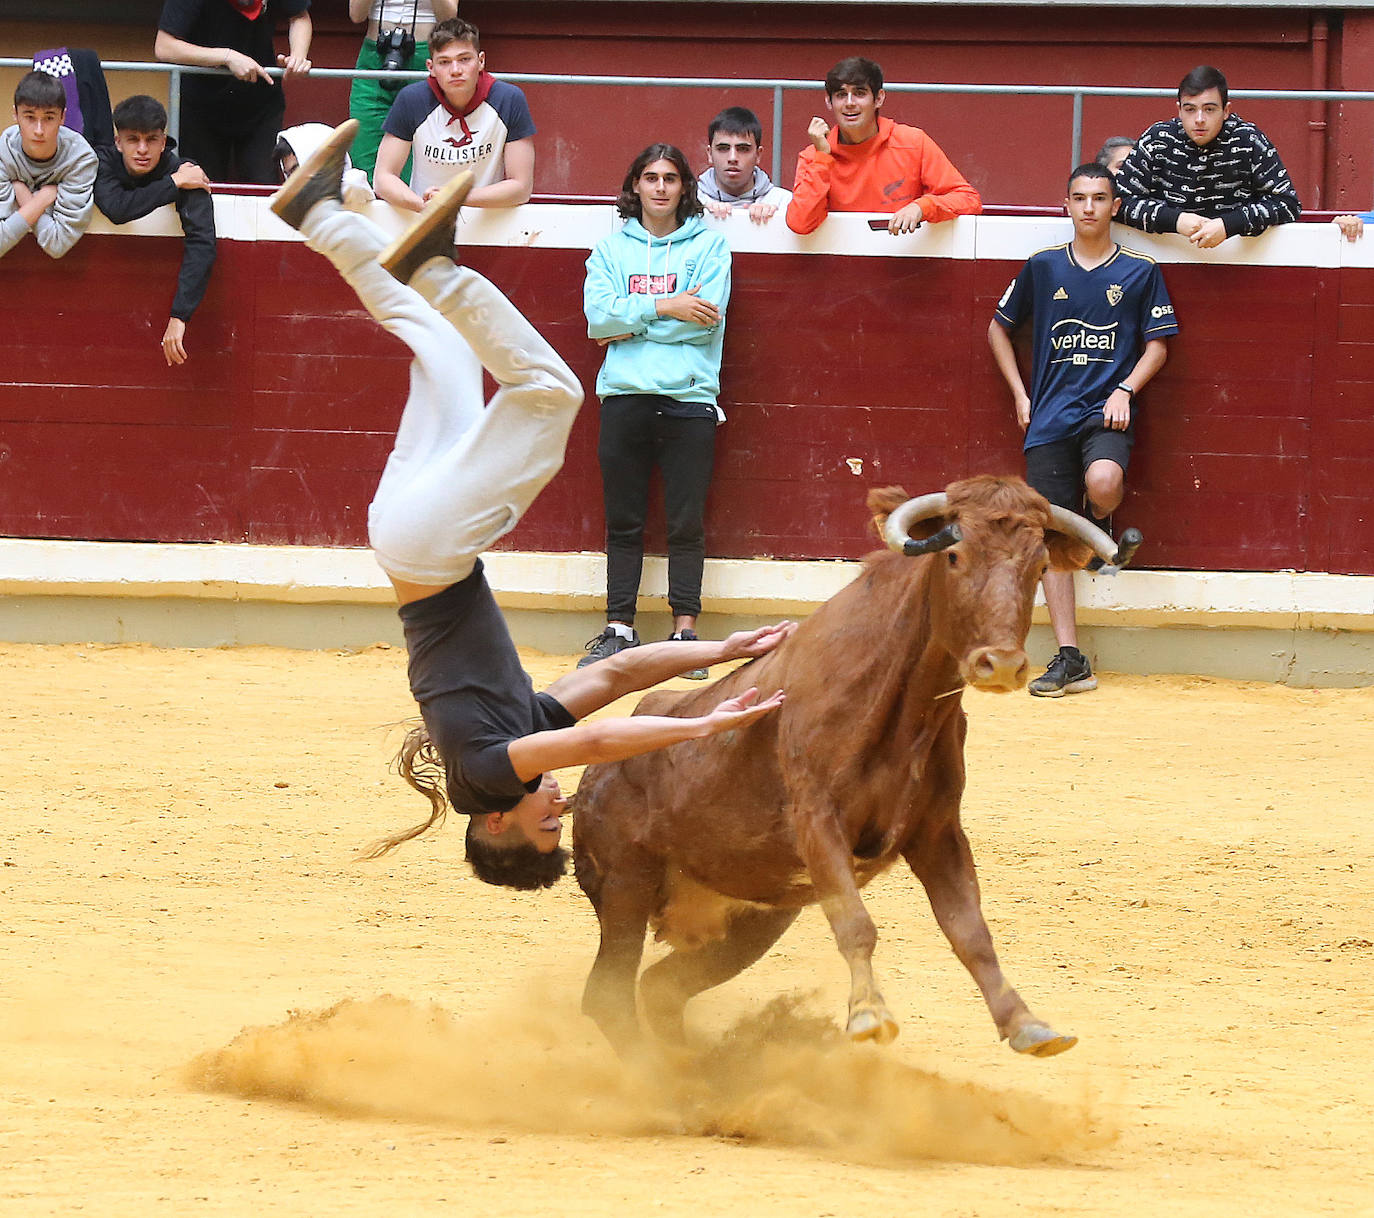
top-left (785, 116), bottom-right (982, 234)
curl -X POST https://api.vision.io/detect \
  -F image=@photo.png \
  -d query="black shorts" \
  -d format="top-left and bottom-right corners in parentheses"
top-left (1024, 421), bottom-right (1133, 511)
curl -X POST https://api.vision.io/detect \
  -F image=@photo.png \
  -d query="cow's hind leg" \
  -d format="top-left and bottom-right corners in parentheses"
top-left (906, 824), bottom-right (1076, 1057)
top-left (638, 907), bottom-right (799, 1042)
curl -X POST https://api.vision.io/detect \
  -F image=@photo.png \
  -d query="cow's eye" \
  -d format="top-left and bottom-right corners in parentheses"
top-left (946, 549), bottom-right (959, 568)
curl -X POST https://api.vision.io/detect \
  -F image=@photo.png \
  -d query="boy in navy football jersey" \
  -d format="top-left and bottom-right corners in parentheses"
top-left (373, 17), bottom-right (534, 214)
top-left (988, 162), bottom-right (1178, 696)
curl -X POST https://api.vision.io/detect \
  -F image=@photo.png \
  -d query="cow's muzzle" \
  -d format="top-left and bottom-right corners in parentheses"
top-left (965, 646), bottom-right (1030, 691)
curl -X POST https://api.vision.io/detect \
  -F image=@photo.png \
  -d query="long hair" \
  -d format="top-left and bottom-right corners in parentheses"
top-left (364, 721), bottom-right (570, 890)
top-left (615, 142), bottom-right (704, 225)
top-left (360, 722), bottom-right (449, 859)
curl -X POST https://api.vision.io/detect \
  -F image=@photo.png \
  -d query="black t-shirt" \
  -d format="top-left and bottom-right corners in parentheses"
top-left (158, 0), bottom-right (310, 114)
top-left (400, 560), bottom-right (575, 815)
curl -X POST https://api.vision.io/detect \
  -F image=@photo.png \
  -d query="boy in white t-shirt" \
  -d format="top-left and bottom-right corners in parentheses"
top-left (373, 17), bottom-right (534, 213)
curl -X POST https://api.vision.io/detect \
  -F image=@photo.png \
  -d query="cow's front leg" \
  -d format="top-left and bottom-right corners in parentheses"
top-left (798, 814), bottom-right (899, 1044)
top-left (906, 823), bottom-right (1076, 1057)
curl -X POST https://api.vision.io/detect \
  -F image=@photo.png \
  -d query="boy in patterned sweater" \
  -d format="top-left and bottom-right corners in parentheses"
top-left (1115, 65), bottom-right (1300, 250)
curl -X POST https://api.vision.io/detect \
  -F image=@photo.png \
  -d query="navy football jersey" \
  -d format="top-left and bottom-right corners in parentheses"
top-left (994, 243), bottom-right (1178, 449)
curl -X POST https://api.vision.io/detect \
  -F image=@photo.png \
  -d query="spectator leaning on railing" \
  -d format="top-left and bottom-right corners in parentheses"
top-left (94, 95), bottom-right (217, 367)
top-left (1114, 65), bottom-right (1301, 249)
top-left (374, 17), bottom-right (534, 213)
top-left (698, 106), bottom-right (791, 225)
top-left (0, 70), bottom-right (96, 260)
top-left (155, 0), bottom-right (313, 185)
top-left (785, 55), bottom-right (981, 236)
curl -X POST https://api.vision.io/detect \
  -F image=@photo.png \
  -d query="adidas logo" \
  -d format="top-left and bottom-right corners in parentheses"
top-left (1053, 287), bottom-right (1069, 300)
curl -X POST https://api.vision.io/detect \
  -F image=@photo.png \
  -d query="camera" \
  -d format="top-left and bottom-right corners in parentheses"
top-left (377, 26), bottom-right (416, 74)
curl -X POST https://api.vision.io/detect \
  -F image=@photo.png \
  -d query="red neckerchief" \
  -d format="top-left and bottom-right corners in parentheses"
top-left (427, 70), bottom-right (495, 122)
top-left (224, 0), bottom-right (266, 18)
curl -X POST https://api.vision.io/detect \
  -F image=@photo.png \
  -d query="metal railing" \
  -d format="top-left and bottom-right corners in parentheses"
top-left (5, 56), bottom-right (1374, 185)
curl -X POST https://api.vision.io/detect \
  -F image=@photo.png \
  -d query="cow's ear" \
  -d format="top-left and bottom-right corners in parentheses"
top-left (866, 485), bottom-right (910, 539)
top-left (1044, 529), bottom-right (1095, 571)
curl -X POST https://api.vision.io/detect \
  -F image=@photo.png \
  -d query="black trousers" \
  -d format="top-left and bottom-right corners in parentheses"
top-left (597, 394), bottom-right (717, 623)
top-left (178, 93), bottom-right (284, 185)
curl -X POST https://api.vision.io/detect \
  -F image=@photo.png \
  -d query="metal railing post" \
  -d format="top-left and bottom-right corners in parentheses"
top-left (772, 84), bottom-right (784, 185)
top-left (168, 67), bottom-right (182, 143)
top-left (1071, 90), bottom-right (1083, 167)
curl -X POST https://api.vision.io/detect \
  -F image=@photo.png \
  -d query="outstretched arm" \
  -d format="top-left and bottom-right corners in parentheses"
top-left (544, 621), bottom-right (796, 720)
top-left (506, 687), bottom-right (786, 782)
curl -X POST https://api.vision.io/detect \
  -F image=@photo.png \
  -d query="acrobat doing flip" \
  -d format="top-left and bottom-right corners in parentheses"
top-left (269, 122), bottom-right (791, 892)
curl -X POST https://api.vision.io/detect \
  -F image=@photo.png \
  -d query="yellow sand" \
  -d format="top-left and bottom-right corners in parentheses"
top-left (1, 641), bottom-right (1370, 1216)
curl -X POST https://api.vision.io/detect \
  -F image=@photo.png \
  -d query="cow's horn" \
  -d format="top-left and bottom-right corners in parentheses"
top-left (1047, 506), bottom-right (1144, 572)
top-left (884, 493), bottom-right (962, 556)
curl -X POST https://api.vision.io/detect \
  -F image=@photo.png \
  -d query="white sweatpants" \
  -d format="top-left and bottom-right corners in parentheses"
top-left (302, 202), bottom-right (583, 585)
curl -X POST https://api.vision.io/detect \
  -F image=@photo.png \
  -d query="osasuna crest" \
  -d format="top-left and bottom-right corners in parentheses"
top-left (1106, 283), bottom-right (1124, 307)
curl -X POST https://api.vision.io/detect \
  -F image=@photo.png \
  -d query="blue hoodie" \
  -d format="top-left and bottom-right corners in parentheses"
top-left (584, 214), bottom-right (732, 416)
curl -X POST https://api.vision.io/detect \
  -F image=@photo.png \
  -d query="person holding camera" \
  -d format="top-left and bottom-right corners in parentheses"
top-left (373, 17), bottom-right (534, 214)
top-left (347, 0), bottom-right (457, 185)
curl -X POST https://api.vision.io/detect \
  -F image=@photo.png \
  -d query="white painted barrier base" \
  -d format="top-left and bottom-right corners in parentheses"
top-left (1, 540), bottom-right (1371, 686)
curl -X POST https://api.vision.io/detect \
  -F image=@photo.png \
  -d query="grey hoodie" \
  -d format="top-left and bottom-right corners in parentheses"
top-left (0, 123), bottom-right (98, 259)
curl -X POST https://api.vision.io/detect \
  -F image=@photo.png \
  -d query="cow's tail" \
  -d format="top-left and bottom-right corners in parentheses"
top-left (359, 721), bottom-right (448, 859)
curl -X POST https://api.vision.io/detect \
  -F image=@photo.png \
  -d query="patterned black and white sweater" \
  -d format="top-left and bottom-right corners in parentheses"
top-left (1115, 113), bottom-right (1301, 238)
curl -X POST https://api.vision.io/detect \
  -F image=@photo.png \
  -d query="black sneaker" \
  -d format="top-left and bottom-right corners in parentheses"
top-left (577, 627), bottom-right (640, 668)
top-left (671, 629), bottom-right (709, 680)
top-left (1027, 646), bottom-right (1098, 697)
top-left (268, 118), bottom-right (358, 230)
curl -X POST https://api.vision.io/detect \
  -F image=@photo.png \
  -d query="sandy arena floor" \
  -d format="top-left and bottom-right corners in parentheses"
top-left (1, 640), bottom-right (1370, 1217)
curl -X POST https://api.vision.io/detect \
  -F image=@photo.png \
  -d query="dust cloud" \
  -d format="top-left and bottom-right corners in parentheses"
top-left (188, 991), bottom-right (1112, 1166)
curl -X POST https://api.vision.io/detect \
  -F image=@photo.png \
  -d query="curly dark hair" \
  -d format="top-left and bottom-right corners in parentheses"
top-left (464, 819), bottom-right (569, 890)
top-left (615, 143), bottom-right (703, 225)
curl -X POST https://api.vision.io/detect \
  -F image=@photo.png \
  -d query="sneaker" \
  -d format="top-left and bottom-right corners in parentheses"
top-left (268, 118), bottom-right (359, 230)
top-left (1027, 646), bottom-right (1098, 697)
top-left (671, 629), bottom-right (709, 681)
top-left (378, 170), bottom-right (474, 285)
top-left (577, 627), bottom-right (640, 668)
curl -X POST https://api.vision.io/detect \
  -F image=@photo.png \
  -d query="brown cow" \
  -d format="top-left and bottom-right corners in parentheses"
top-left (573, 475), bottom-right (1139, 1057)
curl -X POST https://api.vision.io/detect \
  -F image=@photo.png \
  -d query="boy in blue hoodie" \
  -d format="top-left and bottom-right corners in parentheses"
top-left (580, 142), bottom-right (733, 675)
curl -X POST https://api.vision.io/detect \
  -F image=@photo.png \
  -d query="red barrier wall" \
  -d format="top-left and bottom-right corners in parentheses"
top-left (1, 210), bottom-right (1369, 575)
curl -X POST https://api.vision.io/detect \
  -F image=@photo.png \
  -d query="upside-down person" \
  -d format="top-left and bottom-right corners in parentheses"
top-left (268, 121), bottom-right (792, 891)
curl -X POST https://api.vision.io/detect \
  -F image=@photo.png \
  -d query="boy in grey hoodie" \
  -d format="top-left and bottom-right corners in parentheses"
top-left (0, 70), bottom-right (97, 259)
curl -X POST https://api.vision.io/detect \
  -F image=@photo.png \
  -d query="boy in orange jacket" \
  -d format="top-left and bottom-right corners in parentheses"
top-left (786, 56), bottom-right (981, 236)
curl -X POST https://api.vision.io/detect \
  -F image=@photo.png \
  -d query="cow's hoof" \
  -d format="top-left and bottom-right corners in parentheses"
top-left (847, 1007), bottom-right (899, 1044)
top-left (1009, 1023), bottom-right (1077, 1057)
